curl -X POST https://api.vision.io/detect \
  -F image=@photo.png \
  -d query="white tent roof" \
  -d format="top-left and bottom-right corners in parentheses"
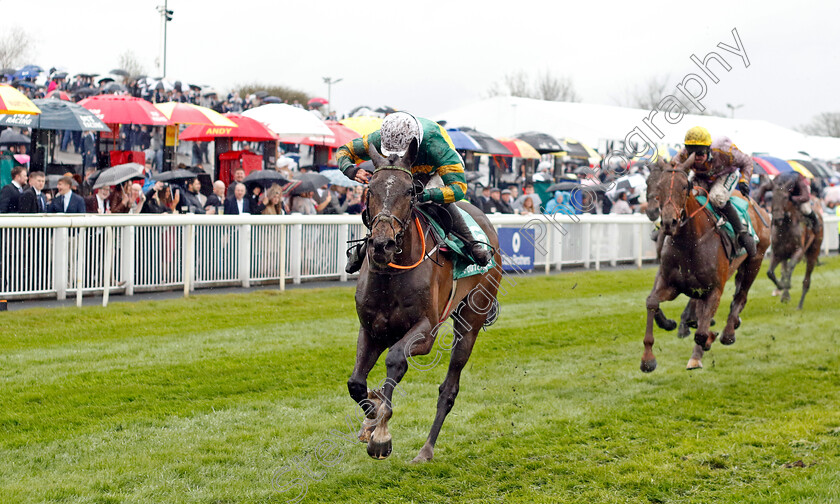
top-left (436, 96), bottom-right (840, 160)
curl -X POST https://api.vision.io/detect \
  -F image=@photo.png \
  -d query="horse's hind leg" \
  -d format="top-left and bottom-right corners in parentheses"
top-left (678, 299), bottom-right (697, 338)
top-left (654, 308), bottom-right (677, 331)
top-left (767, 255), bottom-right (783, 291)
top-left (797, 254), bottom-right (817, 310)
top-left (780, 259), bottom-right (793, 303)
top-left (413, 306), bottom-right (482, 463)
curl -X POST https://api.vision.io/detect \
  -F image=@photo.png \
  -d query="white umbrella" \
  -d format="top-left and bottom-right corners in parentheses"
top-left (606, 173), bottom-right (647, 201)
top-left (242, 104), bottom-right (334, 137)
top-left (823, 185), bottom-right (840, 204)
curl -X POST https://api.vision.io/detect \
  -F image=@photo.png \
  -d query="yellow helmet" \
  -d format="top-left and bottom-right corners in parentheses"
top-left (684, 126), bottom-right (712, 146)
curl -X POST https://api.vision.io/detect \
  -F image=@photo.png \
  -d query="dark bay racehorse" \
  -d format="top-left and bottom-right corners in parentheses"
top-left (348, 140), bottom-right (501, 462)
top-left (642, 154), bottom-right (771, 371)
top-left (766, 181), bottom-right (823, 309)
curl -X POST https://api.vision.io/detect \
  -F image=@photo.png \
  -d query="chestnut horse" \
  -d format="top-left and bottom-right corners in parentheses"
top-left (766, 182), bottom-right (823, 309)
top-left (348, 140), bottom-right (501, 462)
top-left (642, 154), bottom-right (770, 371)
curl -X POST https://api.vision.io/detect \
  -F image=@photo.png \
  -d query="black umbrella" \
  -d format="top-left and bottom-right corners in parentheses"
top-left (562, 141), bottom-right (590, 159)
top-left (254, 91), bottom-right (269, 98)
top-left (152, 169), bottom-right (199, 182)
top-left (0, 129), bottom-right (31, 146)
top-left (294, 171), bottom-right (329, 188)
top-left (243, 170), bottom-right (290, 187)
top-left (94, 163), bottom-right (145, 189)
top-left (0, 68), bottom-right (16, 75)
top-left (547, 182), bottom-right (609, 192)
top-left (98, 76), bottom-right (115, 84)
top-left (262, 96), bottom-right (282, 104)
top-left (515, 131), bottom-right (565, 154)
top-left (52, 71), bottom-right (68, 80)
top-left (0, 99), bottom-right (111, 131)
top-left (457, 127), bottom-right (512, 155)
top-left (74, 72), bottom-right (98, 78)
top-left (74, 87), bottom-right (100, 97)
top-left (110, 69), bottom-right (130, 77)
top-left (375, 105), bottom-right (396, 114)
top-left (103, 82), bottom-right (127, 93)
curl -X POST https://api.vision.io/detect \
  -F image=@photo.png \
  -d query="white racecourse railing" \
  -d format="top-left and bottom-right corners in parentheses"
top-left (0, 213), bottom-right (837, 305)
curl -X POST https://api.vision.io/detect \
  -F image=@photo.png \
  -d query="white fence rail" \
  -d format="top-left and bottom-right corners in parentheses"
top-left (0, 213), bottom-right (838, 305)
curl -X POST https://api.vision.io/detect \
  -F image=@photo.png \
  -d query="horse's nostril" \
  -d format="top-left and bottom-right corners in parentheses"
top-left (384, 239), bottom-right (396, 252)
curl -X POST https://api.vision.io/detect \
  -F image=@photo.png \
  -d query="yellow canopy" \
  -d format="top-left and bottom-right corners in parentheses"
top-left (340, 116), bottom-right (383, 136)
top-left (154, 102), bottom-right (236, 126)
top-left (787, 160), bottom-right (814, 179)
top-left (0, 84), bottom-right (41, 115)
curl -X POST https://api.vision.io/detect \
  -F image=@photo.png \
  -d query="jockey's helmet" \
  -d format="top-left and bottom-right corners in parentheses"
top-left (380, 112), bottom-right (423, 157)
top-left (684, 126), bottom-right (712, 157)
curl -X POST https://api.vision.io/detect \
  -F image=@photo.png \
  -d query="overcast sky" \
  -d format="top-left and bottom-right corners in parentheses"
top-left (4, 0), bottom-right (838, 131)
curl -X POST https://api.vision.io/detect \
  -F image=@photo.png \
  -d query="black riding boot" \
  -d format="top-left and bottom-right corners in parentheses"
top-left (445, 204), bottom-right (492, 266)
top-left (721, 200), bottom-right (756, 257)
top-left (345, 241), bottom-right (366, 274)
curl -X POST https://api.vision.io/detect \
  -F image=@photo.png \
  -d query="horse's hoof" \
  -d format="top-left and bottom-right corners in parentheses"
top-left (720, 332), bottom-right (736, 346)
top-left (678, 324), bottom-right (690, 339)
top-left (686, 358), bottom-right (703, 370)
top-left (640, 358), bottom-right (658, 373)
top-left (367, 438), bottom-right (393, 460)
top-left (662, 319), bottom-right (677, 331)
top-left (411, 446), bottom-right (434, 464)
top-left (781, 291), bottom-right (790, 303)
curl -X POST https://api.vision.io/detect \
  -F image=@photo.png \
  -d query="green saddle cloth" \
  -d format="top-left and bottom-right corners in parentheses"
top-left (695, 195), bottom-right (757, 255)
top-left (415, 205), bottom-right (495, 279)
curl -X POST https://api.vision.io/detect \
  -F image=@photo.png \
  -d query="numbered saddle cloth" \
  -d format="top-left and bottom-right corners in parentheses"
top-left (415, 205), bottom-right (495, 279)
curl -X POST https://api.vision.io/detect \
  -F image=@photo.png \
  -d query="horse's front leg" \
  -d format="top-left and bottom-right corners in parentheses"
top-left (798, 254), bottom-right (818, 310)
top-left (347, 327), bottom-right (387, 443)
top-left (780, 259), bottom-right (792, 302)
top-left (642, 275), bottom-right (677, 373)
top-left (766, 254), bottom-right (783, 290)
top-left (366, 318), bottom-right (434, 460)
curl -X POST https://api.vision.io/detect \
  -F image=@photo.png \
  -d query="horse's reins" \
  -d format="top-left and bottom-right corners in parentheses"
top-left (662, 168), bottom-right (711, 225)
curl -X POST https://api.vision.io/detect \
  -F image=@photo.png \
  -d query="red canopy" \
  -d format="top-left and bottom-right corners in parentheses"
top-left (78, 94), bottom-right (171, 125)
top-left (46, 90), bottom-right (72, 101)
top-left (278, 120), bottom-right (358, 148)
top-left (180, 113), bottom-right (278, 142)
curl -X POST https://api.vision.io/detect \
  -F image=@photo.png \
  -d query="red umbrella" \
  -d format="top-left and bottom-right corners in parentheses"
top-left (46, 90), bottom-right (72, 101)
top-left (308, 97), bottom-right (328, 107)
top-left (278, 120), bottom-right (358, 148)
top-left (752, 156), bottom-right (780, 176)
top-left (78, 94), bottom-right (171, 125)
top-left (180, 113), bottom-right (278, 142)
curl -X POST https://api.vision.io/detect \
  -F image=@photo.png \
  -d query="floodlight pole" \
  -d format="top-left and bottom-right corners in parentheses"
top-left (157, 0), bottom-right (174, 77)
top-left (726, 103), bottom-right (744, 119)
top-left (323, 76), bottom-right (343, 111)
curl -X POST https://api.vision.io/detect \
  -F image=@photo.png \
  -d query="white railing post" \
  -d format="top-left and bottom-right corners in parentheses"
top-left (594, 223), bottom-right (601, 271)
top-left (123, 225), bottom-right (135, 296)
top-left (183, 224), bottom-right (195, 296)
top-left (544, 221), bottom-right (553, 275)
top-left (636, 223), bottom-right (645, 268)
top-left (279, 224), bottom-right (287, 291)
top-left (76, 228), bottom-right (85, 308)
top-left (102, 226), bottom-right (113, 307)
top-left (54, 227), bottom-right (68, 300)
top-left (339, 224), bottom-right (349, 282)
top-left (610, 223), bottom-right (618, 267)
top-left (239, 224), bottom-right (251, 288)
top-left (582, 222), bottom-right (591, 269)
top-left (291, 223), bottom-right (302, 284)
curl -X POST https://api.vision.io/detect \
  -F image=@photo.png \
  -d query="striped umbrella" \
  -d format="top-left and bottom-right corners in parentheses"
top-left (496, 137), bottom-right (540, 159)
top-left (559, 137), bottom-right (602, 162)
top-left (792, 159), bottom-right (830, 178)
top-left (154, 102), bottom-right (236, 126)
top-left (0, 84), bottom-right (41, 114)
top-left (755, 156), bottom-right (794, 175)
top-left (752, 157), bottom-right (780, 176)
top-left (786, 160), bottom-right (815, 179)
top-left (446, 128), bottom-right (483, 151)
top-left (278, 120), bottom-right (360, 148)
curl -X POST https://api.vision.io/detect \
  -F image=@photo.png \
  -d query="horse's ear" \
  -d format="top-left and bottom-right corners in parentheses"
top-left (367, 142), bottom-right (387, 168)
top-left (656, 156), bottom-right (669, 170)
top-left (678, 152), bottom-right (695, 171)
top-left (401, 138), bottom-right (419, 169)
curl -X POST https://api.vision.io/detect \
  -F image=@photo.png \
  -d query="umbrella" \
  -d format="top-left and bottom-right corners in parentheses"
top-left (0, 84), bottom-right (41, 114)
top-left (823, 185), bottom-right (840, 204)
top-left (148, 78), bottom-right (174, 91)
top-left (290, 171), bottom-right (330, 193)
top-left (74, 72), bottom-right (98, 78)
top-left (242, 104), bottom-right (334, 136)
top-left (51, 71), bottom-right (68, 80)
top-left (547, 181), bottom-right (609, 193)
top-left (180, 113), bottom-right (278, 142)
top-left (560, 137), bottom-right (602, 161)
top-left (243, 170), bottom-right (290, 187)
top-left (46, 90), bottom-right (71, 101)
top-left (74, 87), bottom-right (100, 97)
top-left (606, 173), bottom-right (646, 200)
top-left (152, 169), bottom-right (199, 182)
top-left (278, 120), bottom-right (360, 148)
top-left (254, 91), bottom-right (269, 99)
top-left (0, 129), bottom-right (30, 145)
top-left (755, 156), bottom-right (793, 175)
top-left (93, 163), bottom-right (145, 189)
top-left (110, 69), bottom-right (130, 77)
top-left (340, 116), bottom-right (383, 136)
top-left (792, 159), bottom-right (829, 178)
top-left (752, 157), bottom-right (779, 176)
top-left (0, 99), bottom-right (110, 131)
top-left (79, 94), bottom-right (171, 125)
top-left (320, 168), bottom-right (362, 187)
top-left (98, 76), bottom-right (115, 84)
top-left (786, 160), bottom-right (814, 179)
top-left (496, 137), bottom-right (540, 159)
top-left (0, 68), bottom-right (16, 76)
top-left (308, 97), bottom-right (328, 107)
top-left (102, 82), bottom-right (128, 94)
top-left (12, 65), bottom-right (42, 80)
top-left (515, 131), bottom-right (565, 154)
top-left (262, 96), bottom-right (282, 104)
top-left (456, 127), bottom-right (511, 156)
top-left (154, 102), bottom-right (236, 126)
top-left (445, 128), bottom-right (482, 151)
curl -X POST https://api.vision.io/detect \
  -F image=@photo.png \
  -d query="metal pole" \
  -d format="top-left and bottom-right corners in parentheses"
top-left (163, 0), bottom-right (168, 77)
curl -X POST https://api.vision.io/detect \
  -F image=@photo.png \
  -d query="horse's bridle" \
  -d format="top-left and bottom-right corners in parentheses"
top-left (364, 165), bottom-right (419, 254)
top-left (659, 168), bottom-right (710, 226)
